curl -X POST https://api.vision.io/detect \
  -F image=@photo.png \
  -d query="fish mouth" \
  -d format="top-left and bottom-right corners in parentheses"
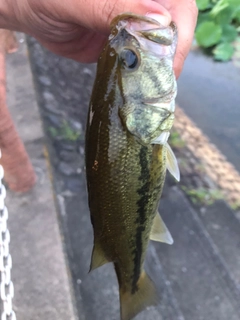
top-left (111, 13), bottom-right (176, 43)
top-left (110, 13), bottom-right (178, 57)
top-left (125, 17), bottom-right (175, 46)
top-left (111, 13), bottom-right (164, 30)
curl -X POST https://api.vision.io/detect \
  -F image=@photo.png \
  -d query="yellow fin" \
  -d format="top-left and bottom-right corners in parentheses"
top-left (89, 241), bottom-right (109, 272)
top-left (166, 142), bottom-right (180, 182)
top-left (150, 212), bottom-right (174, 245)
top-left (120, 271), bottom-right (158, 320)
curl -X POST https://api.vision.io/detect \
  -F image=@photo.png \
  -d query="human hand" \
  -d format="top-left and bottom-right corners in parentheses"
top-left (1, 0), bottom-right (198, 78)
top-left (156, 0), bottom-right (198, 77)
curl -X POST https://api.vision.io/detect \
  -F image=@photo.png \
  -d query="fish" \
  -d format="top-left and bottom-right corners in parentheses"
top-left (85, 13), bottom-right (179, 320)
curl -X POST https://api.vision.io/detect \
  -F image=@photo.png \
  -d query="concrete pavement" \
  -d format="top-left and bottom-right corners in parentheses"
top-left (4, 34), bottom-right (77, 320)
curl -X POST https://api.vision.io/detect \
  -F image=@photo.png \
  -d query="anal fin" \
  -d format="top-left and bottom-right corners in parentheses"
top-left (150, 212), bottom-right (174, 245)
top-left (89, 241), bottom-right (109, 272)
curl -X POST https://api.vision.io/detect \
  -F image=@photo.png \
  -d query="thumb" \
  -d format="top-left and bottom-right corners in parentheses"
top-left (62, 0), bottom-right (171, 33)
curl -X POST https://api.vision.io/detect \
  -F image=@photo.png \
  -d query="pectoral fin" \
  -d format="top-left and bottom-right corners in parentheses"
top-left (151, 131), bottom-right (170, 145)
top-left (166, 142), bottom-right (180, 182)
top-left (150, 212), bottom-right (174, 245)
top-left (89, 241), bottom-right (109, 272)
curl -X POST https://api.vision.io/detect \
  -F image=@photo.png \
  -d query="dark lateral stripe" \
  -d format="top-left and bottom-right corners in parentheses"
top-left (131, 146), bottom-right (150, 293)
top-left (147, 65), bottom-right (163, 93)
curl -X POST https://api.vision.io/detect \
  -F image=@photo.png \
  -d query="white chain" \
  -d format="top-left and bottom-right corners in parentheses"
top-left (0, 151), bottom-right (16, 320)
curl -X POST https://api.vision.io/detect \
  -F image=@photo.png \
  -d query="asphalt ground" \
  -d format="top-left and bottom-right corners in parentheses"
top-left (177, 49), bottom-right (240, 173)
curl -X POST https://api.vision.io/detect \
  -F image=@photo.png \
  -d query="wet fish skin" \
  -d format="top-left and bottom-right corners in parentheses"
top-left (86, 13), bottom-right (177, 320)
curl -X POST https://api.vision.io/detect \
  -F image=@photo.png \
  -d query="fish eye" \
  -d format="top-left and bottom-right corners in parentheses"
top-left (120, 49), bottom-right (139, 70)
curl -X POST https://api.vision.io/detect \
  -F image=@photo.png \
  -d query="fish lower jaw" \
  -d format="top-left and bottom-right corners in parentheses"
top-left (151, 131), bottom-right (170, 145)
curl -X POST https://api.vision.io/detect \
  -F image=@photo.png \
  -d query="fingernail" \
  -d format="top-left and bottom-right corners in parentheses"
top-left (146, 13), bottom-right (171, 27)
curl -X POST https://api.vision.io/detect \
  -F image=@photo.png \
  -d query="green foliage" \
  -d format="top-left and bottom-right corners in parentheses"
top-left (197, 0), bottom-right (211, 10)
top-left (48, 126), bottom-right (58, 138)
top-left (196, 0), bottom-right (240, 61)
top-left (230, 200), bottom-right (240, 210)
top-left (48, 121), bottom-right (81, 141)
top-left (182, 186), bottom-right (224, 206)
top-left (169, 131), bottom-right (185, 148)
top-left (60, 120), bottom-right (81, 141)
top-left (221, 25), bottom-right (238, 42)
top-left (213, 42), bottom-right (234, 60)
top-left (196, 21), bottom-right (222, 47)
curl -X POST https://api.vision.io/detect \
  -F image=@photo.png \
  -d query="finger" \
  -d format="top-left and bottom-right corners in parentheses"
top-left (58, 0), bottom-right (171, 33)
top-left (170, 0), bottom-right (198, 78)
top-left (37, 30), bottom-right (108, 63)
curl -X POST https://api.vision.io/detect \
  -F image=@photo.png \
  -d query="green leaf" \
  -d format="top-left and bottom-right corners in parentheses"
top-left (214, 6), bottom-right (235, 25)
top-left (196, 21), bottom-right (222, 47)
top-left (228, 0), bottom-right (240, 7)
top-left (210, 0), bottom-right (229, 17)
top-left (213, 42), bottom-right (234, 61)
top-left (233, 7), bottom-right (240, 22)
top-left (221, 24), bottom-right (238, 42)
top-left (196, 0), bottom-right (210, 10)
top-left (197, 12), bottom-right (212, 26)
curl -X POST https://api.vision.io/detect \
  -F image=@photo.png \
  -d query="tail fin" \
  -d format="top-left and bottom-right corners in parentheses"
top-left (120, 271), bottom-right (158, 320)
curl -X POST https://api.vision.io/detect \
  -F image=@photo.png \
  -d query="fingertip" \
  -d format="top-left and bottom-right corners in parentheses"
top-left (145, 13), bottom-right (171, 27)
top-left (173, 49), bottom-right (186, 79)
top-left (173, 59), bottom-right (183, 79)
top-left (169, 0), bottom-right (198, 78)
top-left (91, 0), bottom-right (172, 33)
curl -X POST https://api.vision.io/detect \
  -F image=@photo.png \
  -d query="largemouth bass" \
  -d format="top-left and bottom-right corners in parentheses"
top-left (85, 13), bottom-right (179, 320)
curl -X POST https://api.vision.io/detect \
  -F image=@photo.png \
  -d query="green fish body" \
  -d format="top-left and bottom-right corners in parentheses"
top-left (86, 13), bottom-right (179, 320)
